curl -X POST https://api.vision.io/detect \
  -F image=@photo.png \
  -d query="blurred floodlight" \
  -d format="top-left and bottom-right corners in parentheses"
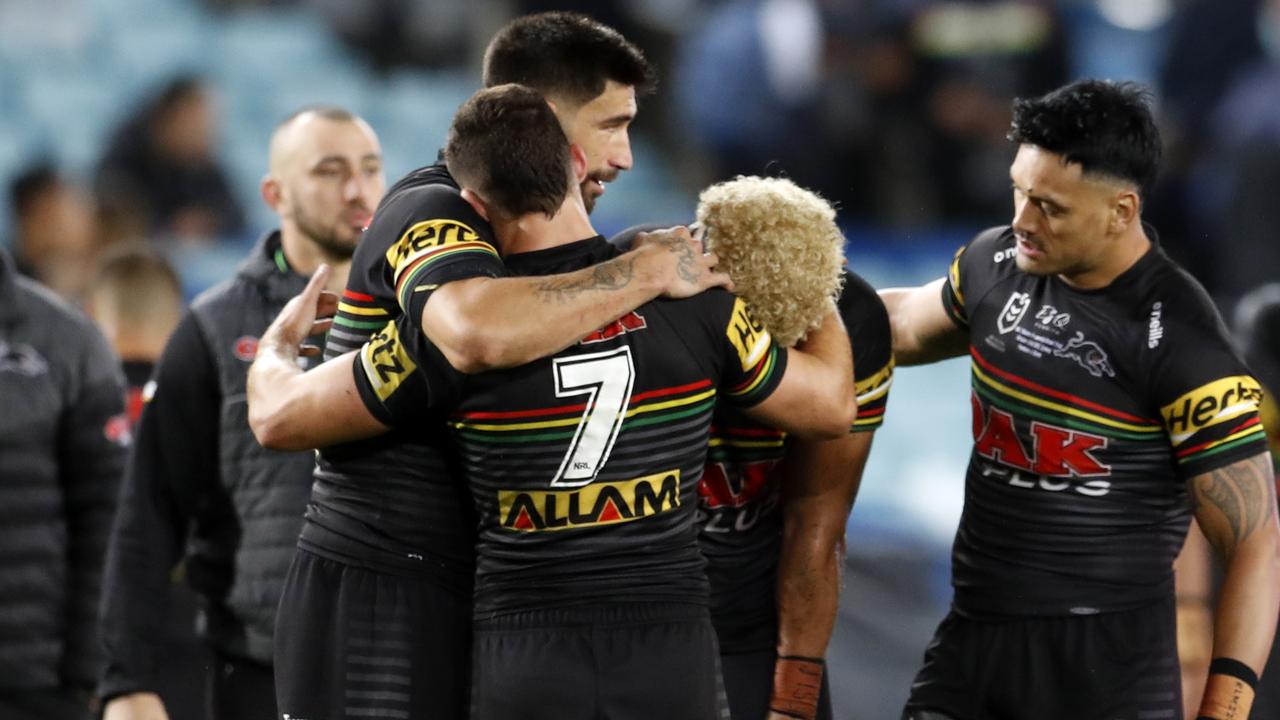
top-left (1095, 0), bottom-right (1173, 32)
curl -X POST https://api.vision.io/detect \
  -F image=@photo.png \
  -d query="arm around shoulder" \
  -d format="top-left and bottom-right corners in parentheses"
top-left (878, 278), bottom-right (967, 366)
top-left (745, 309), bottom-right (855, 439)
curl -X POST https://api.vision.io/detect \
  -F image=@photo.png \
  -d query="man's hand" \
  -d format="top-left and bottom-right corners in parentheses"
top-left (103, 692), bottom-right (170, 720)
top-left (260, 263), bottom-right (338, 361)
top-left (633, 225), bottom-right (732, 298)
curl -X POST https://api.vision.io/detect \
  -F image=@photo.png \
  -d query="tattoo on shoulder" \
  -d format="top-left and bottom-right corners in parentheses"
top-left (1192, 454), bottom-right (1276, 547)
top-left (533, 255), bottom-right (636, 303)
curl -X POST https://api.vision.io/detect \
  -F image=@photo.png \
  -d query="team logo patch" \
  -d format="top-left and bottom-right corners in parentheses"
top-left (360, 321), bottom-right (417, 402)
top-left (997, 292), bottom-right (1031, 334)
top-left (233, 336), bottom-right (259, 362)
top-left (1161, 375), bottom-right (1263, 442)
top-left (0, 340), bottom-right (48, 377)
top-left (498, 470), bottom-right (680, 532)
top-left (1052, 331), bottom-right (1115, 378)
top-left (103, 413), bottom-right (133, 447)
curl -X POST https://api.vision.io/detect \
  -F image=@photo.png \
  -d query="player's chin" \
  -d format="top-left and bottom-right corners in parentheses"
top-left (1014, 252), bottom-right (1052, 275)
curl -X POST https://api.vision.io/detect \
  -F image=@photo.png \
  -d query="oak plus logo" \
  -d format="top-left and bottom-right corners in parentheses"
top-left (997, 292), bottom-right (1031, 334)
top-left (1148, 302), bottom-right (1164, 349)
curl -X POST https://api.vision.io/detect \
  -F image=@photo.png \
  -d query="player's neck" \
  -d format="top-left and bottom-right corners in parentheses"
top-left (496, 193), bottom-right (596, 255)
top-left (1058, 223), bottom-right (1152, 290)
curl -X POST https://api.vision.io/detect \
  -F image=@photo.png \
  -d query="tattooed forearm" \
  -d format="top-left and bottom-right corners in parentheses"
top-left (1192, 453), bottom-right (1276, 549)
top-left (662, 236), bottom-right (702, 285)
top-left (532, 255), bottom-right (636, 303)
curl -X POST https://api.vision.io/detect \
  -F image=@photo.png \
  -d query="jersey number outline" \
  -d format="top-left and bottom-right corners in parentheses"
top-left (551, 346), bottom-right (635, 487)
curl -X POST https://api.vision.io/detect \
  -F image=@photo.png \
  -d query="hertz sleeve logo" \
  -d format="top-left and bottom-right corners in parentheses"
top-left (384, 218), bottom-right (488, 277)
top-left (1161, 375), bottom-right (1264, 443)
top-left (498, 470), bottom-right (680, 532)
top-left (726, 297), bottom-right (771, 372)
top-left (360, 320), bottom-right (418, 402)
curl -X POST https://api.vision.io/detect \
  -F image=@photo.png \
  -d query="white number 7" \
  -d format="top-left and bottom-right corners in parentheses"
top-left (551, 347), bottom-right (635, 487)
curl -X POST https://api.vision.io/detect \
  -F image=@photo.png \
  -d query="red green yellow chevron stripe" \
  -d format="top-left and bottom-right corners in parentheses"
top-left (727, 344), bottom-right (782, 402)
top-left (395, 242), bottom-right (499, 312)
top-left (970, 347), bottom-right (1163, 440)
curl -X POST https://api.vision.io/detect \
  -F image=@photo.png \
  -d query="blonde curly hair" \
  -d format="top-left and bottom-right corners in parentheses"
top-left (696, 176), bottom-right (845, 347)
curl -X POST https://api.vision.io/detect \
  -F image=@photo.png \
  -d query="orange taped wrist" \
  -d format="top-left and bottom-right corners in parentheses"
top-left (770, 655), bottom-right (824, 720)
top-left (1197, 673), bottom-right (1256, 720)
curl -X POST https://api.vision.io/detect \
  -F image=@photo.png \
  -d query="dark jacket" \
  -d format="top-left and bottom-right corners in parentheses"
top-left (98, 233), bottom-right (317, 700)
top-left (0, 247), bottom-right (127, 691)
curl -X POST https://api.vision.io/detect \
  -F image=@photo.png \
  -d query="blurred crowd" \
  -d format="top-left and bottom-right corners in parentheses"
top-left (6, 0), bottom-right (1280, 309)
top-left (2, 2), bottom-right (1279, 716)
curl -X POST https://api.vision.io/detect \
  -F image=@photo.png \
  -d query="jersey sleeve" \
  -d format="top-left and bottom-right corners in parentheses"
top-left (352, 316), bottom-right (464, 427)
top-left (840, 270), bottom-right (894, 432)
top-left (382, 186), bottom-right (503, 324)
top-left (941, 226), bottom-right (1013, 329)
top-left (1151, 292), bottom-right (1269, 478)
top-left (717, 294), bottom-right (789, 408)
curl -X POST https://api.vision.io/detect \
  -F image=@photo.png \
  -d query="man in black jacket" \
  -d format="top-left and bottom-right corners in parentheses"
top-left (0, 245), bottom-right (127, 720)
top-left (97, 105), bottom-right (386, 720)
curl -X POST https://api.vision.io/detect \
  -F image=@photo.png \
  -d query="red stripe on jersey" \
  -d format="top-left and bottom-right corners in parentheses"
top-left (970, 346), bottom-right (1159, 425)
top-left (343, 289), bottom-right (375, 302)
top-left (857, 406), bottom-right (886, 418)
top-left (1174, 416), bottom-right (1263, 459)
top-left (459, 379), bottom-right (714, 420)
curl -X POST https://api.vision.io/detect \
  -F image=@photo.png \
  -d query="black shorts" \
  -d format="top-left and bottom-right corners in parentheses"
top-left (273, 548), bottom-right (472, 720)
top-left (903, 597), bottom-right (1180, 720)
top-left (470, 603), bottom-right (728, 720)
top-left (720, 648), bottom-right (832, 720)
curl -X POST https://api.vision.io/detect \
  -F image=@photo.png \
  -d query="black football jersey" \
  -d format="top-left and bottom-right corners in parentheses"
top-left (355, 237), bottom-right (790, 616)
top-left (701, 270), bottom-right (893, 652)
top-left (941, 226), bottom-right (1267, 617)
top-left (303, 163), bottom-right (502, 580)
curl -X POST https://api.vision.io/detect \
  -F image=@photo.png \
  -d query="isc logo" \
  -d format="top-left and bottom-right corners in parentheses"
top-left (1161, 375), bottom-right (1263, 439)
top-left (499, 471), bottom-right (680, 531)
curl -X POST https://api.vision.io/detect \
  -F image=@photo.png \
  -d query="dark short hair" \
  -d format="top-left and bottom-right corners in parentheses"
top-left (9, 163), bottom-right (61, 218)
top-left (1008, 79), bottom-right (1162, 195)
top-left (482, 12), bottom-right (655, 106)
top-left (445, 84), bottom-right (572, 218)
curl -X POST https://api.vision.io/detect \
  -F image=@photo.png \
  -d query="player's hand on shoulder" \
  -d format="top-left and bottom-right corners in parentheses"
top-left (634, 225), bottom-right (733, 299)
top-left (103, 692), bottom-right (170, 720)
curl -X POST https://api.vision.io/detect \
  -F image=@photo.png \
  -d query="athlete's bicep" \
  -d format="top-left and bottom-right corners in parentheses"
top-left (878, 278), bottom-right (966, 366)
top-left (354, 317), bottom-right (462, 426)
top-left (1189, 452), bottom-right (1278, 558)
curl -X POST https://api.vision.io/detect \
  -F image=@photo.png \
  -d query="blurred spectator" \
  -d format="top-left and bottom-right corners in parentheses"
top-left (1188, 0), bottom-right (1280, 305)
top-left (0, 245), bottom-right (128, 720)
top-left (1233, 282), bottom-right (1280, 716)
top-left (1149, 0), bottom-right (1265, 292)
top-left (84, 244), bottom-right (184, 429)
top-left (84, 245), bottom-right (205, 720)
top-left (96, 105), bottom-right (382, 720)
top-left (673, 0), bottom-right (1069, 228)
top-left (305, 0), bottom-right (479, 70)
top-left (94, 76), bottom-right (245, 244)
top-left (7, 163), bottom-right (100, 299)
top-left (903, 0), bottom-right (1070, 226)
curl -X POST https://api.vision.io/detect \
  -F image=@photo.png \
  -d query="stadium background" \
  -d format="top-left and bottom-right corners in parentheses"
top-left (3, 0), bottom-right (1276, 716)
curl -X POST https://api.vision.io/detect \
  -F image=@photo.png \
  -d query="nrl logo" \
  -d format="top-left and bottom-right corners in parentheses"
top-left (997, 292), bottom-right (1031, 334)
top-left (1053, 331), bottom-right (1115, 378)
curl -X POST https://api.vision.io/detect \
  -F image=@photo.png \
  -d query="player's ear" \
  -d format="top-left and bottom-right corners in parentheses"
top-left (569, 144), bottom-right (588, 185)
top-left (461, 188), bottom-right (491, 221)
top-left (261, 176), bottom-right (283, 213)
top-left (1110, 188), bottom-right (1139, 234)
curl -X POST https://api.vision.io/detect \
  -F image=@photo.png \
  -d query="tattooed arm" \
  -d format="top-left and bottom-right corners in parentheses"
top-left (422, 227), bottom-right (729, 373)
top-left (1190, 451), bottom-right (1280, 719)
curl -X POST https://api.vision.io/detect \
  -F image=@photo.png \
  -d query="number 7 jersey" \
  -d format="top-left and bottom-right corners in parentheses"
top-left (354, 237), bottom-right (790, 616)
